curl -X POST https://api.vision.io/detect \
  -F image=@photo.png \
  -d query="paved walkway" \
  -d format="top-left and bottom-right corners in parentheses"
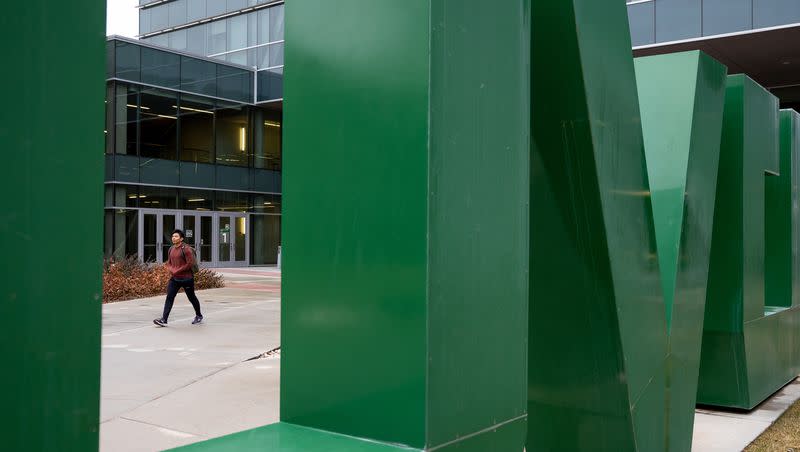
top-left (101, 267), bottom-right (800, 451)
top-left (692, 378), bottom-right (800, 451)
top-left (100, 267), bottom-right (282, 452)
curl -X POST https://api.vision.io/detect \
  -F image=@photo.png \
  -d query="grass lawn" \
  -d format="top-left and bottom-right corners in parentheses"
top-left (745, 397), bottom-right (800, 452)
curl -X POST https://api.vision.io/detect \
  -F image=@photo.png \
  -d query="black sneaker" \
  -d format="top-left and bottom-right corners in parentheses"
top-left (153, 318), bottom-right (167, 327)
top-left (192, 315), bottom-right (203, 325)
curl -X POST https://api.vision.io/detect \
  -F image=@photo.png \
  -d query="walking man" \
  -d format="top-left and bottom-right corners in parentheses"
top-left (154, 229), bottom-right (204, 327)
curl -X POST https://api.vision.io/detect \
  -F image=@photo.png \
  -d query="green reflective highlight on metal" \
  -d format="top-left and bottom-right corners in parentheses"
top-left (0, 1), bottom-right (105, 450)
top-left (529, 0), bottom-right (666, 450)
top-left (636, 50), bottom-right (727, 452)
top-left (697, 75), bottom-right (800, 409)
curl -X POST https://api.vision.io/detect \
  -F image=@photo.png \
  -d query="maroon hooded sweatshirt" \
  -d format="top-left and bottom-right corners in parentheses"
top-left (166, 244), bottom-right (194, 280)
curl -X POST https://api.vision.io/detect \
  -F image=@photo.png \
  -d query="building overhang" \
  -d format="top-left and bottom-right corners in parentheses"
top-left (633, 23), bottom-right (800, 108)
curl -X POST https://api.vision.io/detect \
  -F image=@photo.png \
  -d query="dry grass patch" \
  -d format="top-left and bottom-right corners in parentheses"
top-left (746, 397), bottom-right (800, 452)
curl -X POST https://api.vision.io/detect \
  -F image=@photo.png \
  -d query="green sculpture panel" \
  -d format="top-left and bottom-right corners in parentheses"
top-left (529, 0), bottom-right (667, 450)
top-left (698, 85), bottom-right (800, 409)
top-left (766, 110), bottom-right (800, 310)
top-left (0, 1), bottom-right (105, 451)
top-left (178, 0), bottom-right (530, 450)
top-left (636, 51), bottom-right (727, 452)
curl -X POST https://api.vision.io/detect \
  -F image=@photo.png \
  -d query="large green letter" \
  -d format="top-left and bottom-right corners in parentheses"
top-left (0, 0), bottom-right (105, 450)
top-left (698, 76), bottom-right (800, 409)
top-left (529, 0), bottom-right (666, 450)
top-left (177, 1), bottom-right (530, 451)
top-left (636, 51), bottom-right (727, 452)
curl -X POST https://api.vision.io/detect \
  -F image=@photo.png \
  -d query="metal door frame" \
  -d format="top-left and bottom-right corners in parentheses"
top-left (179, 211), bottom-right (215, 267)
top-left (215, 212), bottom-right (249, 268)
top-left (138, 208), bottom-right (250, 268)
top-left (138, 209), bottom-right (178, 264)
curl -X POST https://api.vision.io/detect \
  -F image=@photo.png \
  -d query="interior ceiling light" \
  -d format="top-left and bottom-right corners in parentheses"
top-left (127, 104), bottom-right (150, 110)
top-left (188, 198), bottom-right (205, 202)
top-left (264, 121), bottom-right (281, 127)
top-left (173, 105), bottom-right (214, 114)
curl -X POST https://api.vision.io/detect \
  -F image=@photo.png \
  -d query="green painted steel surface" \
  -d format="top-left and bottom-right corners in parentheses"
top-left (697, 75), bottom-right (800, 409)
top-left (529, 0), bottom-right (666, 450)
top-left (272, 1), bottom-right (529, 451)
top-left (426, 2), bottom-right (529, 447)
top-left (171, 423), bottom-right (422, 452)
top-left (636, 51), bottom-right (727, 452)
top-left (281, 2), bottom-right (430, 446)
top-left (0, 1), bottom-right (105, 451)
top-left (766, 110), bottom-right (800, 309)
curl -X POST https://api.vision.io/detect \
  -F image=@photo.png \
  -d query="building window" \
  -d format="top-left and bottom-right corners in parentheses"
top-left (215, 104), bottom-right (249, 167)
top-left (216, 190), bottom-right (250, 212)
top-left (180, 188), bottom-right (214, 210)
top-left (115, 84), bottom-right (138, 155)
top-left (180, 94), bottom-right (215, 163)
top-left (139, 185), bottom-right (178, 209)
top-left (253, 109), bottom-right (281, 170)
top-left (139, 88), bottom-right (178, 161)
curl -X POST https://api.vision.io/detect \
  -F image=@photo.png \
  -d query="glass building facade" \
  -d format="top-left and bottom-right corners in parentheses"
top-left (627, 0), bottom-right (800, 47)
top-left (105, 37), bottom-right (282, 266)
top-left (138, 0), bottom-right (283, 102)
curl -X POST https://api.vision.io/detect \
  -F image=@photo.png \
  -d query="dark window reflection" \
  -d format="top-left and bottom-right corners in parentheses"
top-left (217, 64), bottom-right (252, 102)
top-left (253, 109), bottom-right (281, 170)
top-left (110, 209), bottom-right (139, 260)
top-left (216, 190), bottom-right (250, 212)
top-left (115, 84), bottom-right (138, 155)
top-left (141, 47), bottom-right (180, 89)
top-left (216, 104), bottom-right (249, 167)
top-left (181, 56), bottom-right (217, 97)
top-left (138, 185), bottom-right (177, 209)
top-left (252, 193), bottom-right (281, 214)
top-left (140, 88), bottom-right (178, 160)
top-left (250, 214), bottom-right (280, 265)
top-left (113, 184), bottom-right (141, 207)
top-left (180, 188), bottom-right (214, 211)
top-left (115, 41), bottom-right (140, 81)
top-left (180, 94), bottom-right (215, 163)
top-left (257, 68), bottom-right (283, 102)
top-left (105, 85), bottom-right (114, 154)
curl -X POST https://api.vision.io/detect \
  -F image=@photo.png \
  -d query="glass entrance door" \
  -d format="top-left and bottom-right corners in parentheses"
top-left (182, 213), bottom-right (214, 265)
top-left (217, 214), bottom-right (248, 267)
top-left (139, 210), bottom-right (176, 263)
top-left (139, 210), bottom-right (248, 267)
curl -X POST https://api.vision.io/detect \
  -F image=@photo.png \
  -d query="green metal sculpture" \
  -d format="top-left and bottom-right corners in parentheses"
top-left (697, 81), bottom-right (800, 409)
top-left (1, 1), bottom-right (105, 451)
top-left (178, 0), bottom-right (531, 450)
top-left (529, 0), bottom-right (667, 449)
top-left (636, 51), bottom-right (727, 451)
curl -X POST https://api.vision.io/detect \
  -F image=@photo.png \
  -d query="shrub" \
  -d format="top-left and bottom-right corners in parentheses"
top-left (102, 255), bottom-right (225, 303)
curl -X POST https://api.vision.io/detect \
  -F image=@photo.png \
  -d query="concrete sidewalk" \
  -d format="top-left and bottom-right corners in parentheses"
top-left (100, 267), bottom-right (282, 452)
top-left (692, 378), bottom-right (800, 451)
top-left (101, 267), bottom-right (800, 451)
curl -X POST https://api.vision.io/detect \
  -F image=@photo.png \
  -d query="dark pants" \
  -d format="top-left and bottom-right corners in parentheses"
top-left (161, 277), bottom-right (202, 321)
